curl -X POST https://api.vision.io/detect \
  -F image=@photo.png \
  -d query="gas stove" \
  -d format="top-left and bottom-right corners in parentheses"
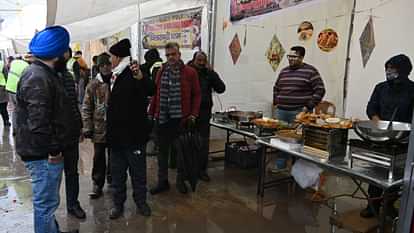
top-left (348, 139), bottom-right (408, 181)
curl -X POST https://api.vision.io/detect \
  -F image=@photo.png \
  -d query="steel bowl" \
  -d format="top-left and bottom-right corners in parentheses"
top-left (353, 120), bottom-right (411, 143)
top-left (228, 111), bottom-right (263, 123)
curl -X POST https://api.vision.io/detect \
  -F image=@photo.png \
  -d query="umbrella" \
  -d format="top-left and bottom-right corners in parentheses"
top-left (174, 129), bottom-right (202, 191)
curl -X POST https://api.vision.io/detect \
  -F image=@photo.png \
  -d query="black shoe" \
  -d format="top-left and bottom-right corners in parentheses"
top-left (89, 185), bottom-right (103, 199)
top-left (199, 173), bottom-right (211, 182)
top-left (360, 205), bottom-right (379, 218)
top-left (109, 206), bottom-right (124, 220)
top-left (176, 180), bottom-right (188, 194)
top-left (68, 205), bottom-right (86, 219)
top-left (137, 202), bottom-right (152, 217)
top-left (60, 230), bottom-right (79, 233)
top-left (150, 181), bottom-right (170, 195)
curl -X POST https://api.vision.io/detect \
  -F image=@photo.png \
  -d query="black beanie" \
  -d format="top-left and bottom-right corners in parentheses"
top-left (109, 39), bottom-right (131, 58)
top-left (385, 54), bottom-right (413, 76)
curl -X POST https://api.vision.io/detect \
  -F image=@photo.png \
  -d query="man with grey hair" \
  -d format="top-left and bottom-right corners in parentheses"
top-left (148, 42), bottom-right (201, 195)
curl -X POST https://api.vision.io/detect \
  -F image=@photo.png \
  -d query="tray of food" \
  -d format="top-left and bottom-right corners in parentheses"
top-left (295, 112), bottom-right (353, 129)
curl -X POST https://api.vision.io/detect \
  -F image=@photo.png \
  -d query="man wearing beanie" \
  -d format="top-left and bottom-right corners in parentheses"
top-left (15, 26), bottom-right (78, 233)
top-left (106, 39), bottom-right (155, 219)
top-left (148, 42), bottom-right (201, 195)
top-left (82, 52), bottom-right (112, 199)
top-left (361, 54), bottom-right (414, 218)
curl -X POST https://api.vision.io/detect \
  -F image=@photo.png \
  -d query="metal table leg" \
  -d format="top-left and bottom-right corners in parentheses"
top-left (257, 145), bottom-right (267, 196)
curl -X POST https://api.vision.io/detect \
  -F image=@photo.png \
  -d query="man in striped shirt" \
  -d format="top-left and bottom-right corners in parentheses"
top-left (273, 46), bottom-right (325, 123)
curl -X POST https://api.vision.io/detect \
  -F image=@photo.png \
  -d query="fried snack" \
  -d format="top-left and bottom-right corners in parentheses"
top-left (252, 118), bottom-right (280, 128)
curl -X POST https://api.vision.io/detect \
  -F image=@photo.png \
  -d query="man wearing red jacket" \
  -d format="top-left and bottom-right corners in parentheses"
top-left (149, 42), bottom-right (201, 194)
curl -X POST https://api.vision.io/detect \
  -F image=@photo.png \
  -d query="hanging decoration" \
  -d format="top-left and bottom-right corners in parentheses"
top-left (229, 33), bottom-right (242, 65)
top-left (265, 34), bottom-right (285, 72)
top-left (317, 29), bottom-right (339, 52)
top-left (297, 21), bottom-right (314, 41)
top-left (223, 19), bottom-right (230, 31)
top-left (359, 16), bottom-right (375, 68)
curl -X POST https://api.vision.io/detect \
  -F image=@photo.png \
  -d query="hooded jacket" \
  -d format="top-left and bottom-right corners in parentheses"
top-left (82, 73), bottom-right (111, 143)
top-left (367, 54), bottom-right (414, 123)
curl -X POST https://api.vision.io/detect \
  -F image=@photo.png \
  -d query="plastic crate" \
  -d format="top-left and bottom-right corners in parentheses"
top-left (225, 141), bottom-right (262, 169)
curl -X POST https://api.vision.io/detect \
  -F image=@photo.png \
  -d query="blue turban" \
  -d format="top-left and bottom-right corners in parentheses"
top-left (29, 26), bottom-right (70, 59)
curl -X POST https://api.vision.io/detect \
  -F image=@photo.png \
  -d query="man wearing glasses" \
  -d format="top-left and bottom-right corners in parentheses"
top-left (273, 46), bottom-right (325, 124)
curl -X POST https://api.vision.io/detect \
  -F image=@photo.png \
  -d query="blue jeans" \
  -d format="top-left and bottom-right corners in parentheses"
top-left (25, 159), bottom-right (64, 233)
top-left (274, 108), bottom-right (302, 124)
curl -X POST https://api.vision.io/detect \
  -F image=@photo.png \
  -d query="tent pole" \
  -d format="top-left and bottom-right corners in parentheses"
top-left (342, 0), bottom-right (356, 116)
top-left (208, 0), bottom-right (217, 68)
top-left (137, 0), bottom-right (142, 63)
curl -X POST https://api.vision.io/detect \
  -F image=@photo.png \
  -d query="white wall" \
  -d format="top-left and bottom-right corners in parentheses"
top-left (213, 0), bottom-right (354, 117)
top-left (345, 0), bottom-right (414, 120)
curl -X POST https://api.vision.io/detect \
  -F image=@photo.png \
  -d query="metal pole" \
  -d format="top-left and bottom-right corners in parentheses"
top-left (342, 0), bottom-right (356, 116)
top-left (137, 0), bottom-right (142, 63)
top-left (208, 0), bottom-right (217, 68)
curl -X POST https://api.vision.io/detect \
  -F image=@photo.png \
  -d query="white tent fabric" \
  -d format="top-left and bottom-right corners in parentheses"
top-left (48, 0), bottom-right (208, 42)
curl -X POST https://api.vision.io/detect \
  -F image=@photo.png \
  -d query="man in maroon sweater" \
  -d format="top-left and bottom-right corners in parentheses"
top-left (273, 46), bottom-right (325, 123)
top-left (148, 42), bottom-right (201, 194)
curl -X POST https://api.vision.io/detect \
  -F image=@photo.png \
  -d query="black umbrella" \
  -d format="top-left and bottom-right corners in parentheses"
top-left (174, 129), bottom-right (202, 191)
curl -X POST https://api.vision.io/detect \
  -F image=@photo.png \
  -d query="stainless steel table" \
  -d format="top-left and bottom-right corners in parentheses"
top-left (257, 137), bottom-right (403, 233)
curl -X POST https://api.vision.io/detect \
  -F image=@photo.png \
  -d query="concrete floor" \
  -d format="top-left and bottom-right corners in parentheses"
top-left (0, 126), bottom-right (372, 233)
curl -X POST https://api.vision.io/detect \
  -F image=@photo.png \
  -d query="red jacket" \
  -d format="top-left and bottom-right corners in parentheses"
top-left (149, 64), bottom-right (201, 121)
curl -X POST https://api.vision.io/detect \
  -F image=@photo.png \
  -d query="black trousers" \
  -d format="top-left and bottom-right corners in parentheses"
top-left (63, 142), bottom-right (81, 209)
top-left (198, 109), bottom-right (211, 173)
top-left (110, 144), bottom-right (147, 208)
top-left (0, 102), bottom-right (9, 125)
top-left (92, 143), bottom-right (111, 188)
top-left (367, 184), bottom-right (399, 207)
top-left (157, 119), bottom-right (183, 183)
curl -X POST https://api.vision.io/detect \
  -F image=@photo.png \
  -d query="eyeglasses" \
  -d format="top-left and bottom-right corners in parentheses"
top-left (166, 52), bottom-right (177, 57)
top-left (287, 55), bottom-right (301, 59)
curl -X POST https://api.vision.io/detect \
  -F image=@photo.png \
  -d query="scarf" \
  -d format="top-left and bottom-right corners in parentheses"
top-left (110, 56), bottom-right (130, 91)
top-left (159, 60), bottom-right (184, 124)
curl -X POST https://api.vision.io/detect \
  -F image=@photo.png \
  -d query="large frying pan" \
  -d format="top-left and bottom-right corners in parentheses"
top-left (353, 120), bottom-right (411, 143)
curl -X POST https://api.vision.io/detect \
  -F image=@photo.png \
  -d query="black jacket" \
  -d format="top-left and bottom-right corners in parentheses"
top-left (367, 77), bottom-right (414, 123)
top-left (107, 67), bottom-right (155, 147)
top-left (15, 61), bottom-right (66, 161)
top-left (195, 67), bottom-right (225, 110)
top-left (58, 71), bottom-right (82, 146)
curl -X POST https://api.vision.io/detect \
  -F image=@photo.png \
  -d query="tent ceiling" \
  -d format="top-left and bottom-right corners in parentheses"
top-left (48, 0), bottom-right (207, 42)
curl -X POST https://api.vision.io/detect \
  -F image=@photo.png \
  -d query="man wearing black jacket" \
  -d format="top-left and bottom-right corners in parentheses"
top-left (189, 51), bottom-right (225, 181)
top-left (361, 54), bottom-right (414, 218)
top-left (58, 49), bottom-right (86, 219)
top-left (16, 26), bottom-right (78, 233)
top-left (107, 39), bottom-right (155, 219)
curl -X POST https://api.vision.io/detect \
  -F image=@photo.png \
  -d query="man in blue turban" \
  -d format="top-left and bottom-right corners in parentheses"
top-left (15, 26), bottom-right (78, 233)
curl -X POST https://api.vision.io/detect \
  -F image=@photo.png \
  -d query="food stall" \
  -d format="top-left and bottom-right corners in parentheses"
top-left (210, 107), bottom-right (410, 233)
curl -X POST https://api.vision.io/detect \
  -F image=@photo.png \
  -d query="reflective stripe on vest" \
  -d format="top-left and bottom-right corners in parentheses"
top-left (66, 57), bottom-right (76, 77)
top-left (0, 61), bottom-right (6, 87)
top-left (6, 60), bottom-right (29, 93)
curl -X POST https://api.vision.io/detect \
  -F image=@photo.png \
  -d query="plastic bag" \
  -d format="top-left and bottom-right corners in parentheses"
top-left (291, 159), bottom-right (322, 189)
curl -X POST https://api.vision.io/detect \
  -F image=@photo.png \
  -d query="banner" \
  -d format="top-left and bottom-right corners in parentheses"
top-left (230, 0), bottom-right (316, 22)
top-left (142, 8), bottom-right (202, 49)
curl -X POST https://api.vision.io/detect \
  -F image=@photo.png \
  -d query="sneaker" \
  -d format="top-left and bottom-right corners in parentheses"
top-left (88, 185), bottom-right (103, 199)
top-left (176, 180), bottom-right (188, 194)
top-left (68, 205), bottom-right (86, 219)
top-left (199, 173), bottom-right (211, 182)
top-left (137, 202), bottom-right (151, 217)
top-left (109, 206), bottom-right (124, 220)
top-left (150, 181), bottom-right (170, 195)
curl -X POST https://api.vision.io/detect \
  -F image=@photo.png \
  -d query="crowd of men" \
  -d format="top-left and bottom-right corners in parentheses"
top-left (6, 26), bottom-right (226, 233)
